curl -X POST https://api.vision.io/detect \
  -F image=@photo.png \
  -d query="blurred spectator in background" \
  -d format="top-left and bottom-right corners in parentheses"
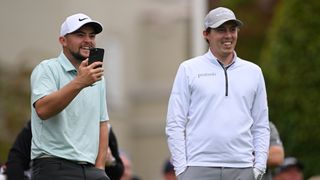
top-left (162, 158), bottom-right (176, 180)
top-left (105, 125), bottom-right (124, 180)
top-left (261, 121), bottom-right (284, 180)
top-left (273, 157), bottom-right (304, 180)
top-left (120, 151), bottom-right (141, 180)
top-left (4, 120), bottom-right (31, 180)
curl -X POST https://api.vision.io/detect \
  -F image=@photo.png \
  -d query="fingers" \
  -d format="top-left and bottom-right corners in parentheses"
top-left (84, 61), bottom-right (104, 77)
top-left (80, 59), bottom-right (89, 67)
top-left (77, 60), bottom-right (104, 87)
top-left (92, 67), bottom-right (104, 73)
top-left (89, 66), bottom-right (104, 82)
top-left (94, 69), bottom-right (104, 81)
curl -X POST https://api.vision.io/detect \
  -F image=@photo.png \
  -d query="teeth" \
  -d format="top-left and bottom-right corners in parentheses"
top-left (82, 47), bottom-right (90, 50)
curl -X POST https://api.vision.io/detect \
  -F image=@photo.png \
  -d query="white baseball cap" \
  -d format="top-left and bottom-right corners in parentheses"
top-left (204, 7), bottom-right (243, 29)
top-left (60, 13), bottom-right (103, 36)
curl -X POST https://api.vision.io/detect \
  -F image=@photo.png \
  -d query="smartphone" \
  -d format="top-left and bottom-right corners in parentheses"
top-left (88, 48), bottom-right (104, 67)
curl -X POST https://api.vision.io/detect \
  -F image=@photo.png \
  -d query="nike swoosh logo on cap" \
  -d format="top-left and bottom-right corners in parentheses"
top-left (79, 18), bottom-right (88, 21)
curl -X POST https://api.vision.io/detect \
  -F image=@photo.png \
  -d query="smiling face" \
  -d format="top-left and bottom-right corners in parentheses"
top-left (203, 21), bottom-right (239, 62)
top-left (59, 24), bottom-right (97, 65)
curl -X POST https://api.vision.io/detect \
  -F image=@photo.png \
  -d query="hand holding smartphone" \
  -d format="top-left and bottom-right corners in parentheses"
top-left (88, 48), bottom-right (104, 68)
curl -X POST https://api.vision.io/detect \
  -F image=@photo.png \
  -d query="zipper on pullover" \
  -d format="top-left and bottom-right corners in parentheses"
top-left (217, 61), bottom-right (232, 96)
top-left (223, 67), bottom-right (229, 96)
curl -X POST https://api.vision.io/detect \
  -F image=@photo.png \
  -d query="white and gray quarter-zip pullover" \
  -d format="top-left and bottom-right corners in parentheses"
top-left (166, 50), bottom-right (270, 175)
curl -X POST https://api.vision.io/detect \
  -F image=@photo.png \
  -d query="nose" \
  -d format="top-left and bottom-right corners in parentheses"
top-left (84, 35), bottom-right (93, 42)
top-left (224, 31), bottom-right (232, 38)
top-left (224, 28), bottom-right (236, 38)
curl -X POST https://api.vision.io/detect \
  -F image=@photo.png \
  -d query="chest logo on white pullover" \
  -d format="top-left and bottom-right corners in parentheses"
top-left (198, 73), bottom-right (216, 78)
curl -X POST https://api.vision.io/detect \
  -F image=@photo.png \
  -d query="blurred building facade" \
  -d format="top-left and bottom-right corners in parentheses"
top-left (0, 1), bottom-right (207, 179)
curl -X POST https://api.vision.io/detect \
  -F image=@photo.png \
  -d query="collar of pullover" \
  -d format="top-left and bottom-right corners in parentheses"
top-left (204, 49), bottom-right (237, 68)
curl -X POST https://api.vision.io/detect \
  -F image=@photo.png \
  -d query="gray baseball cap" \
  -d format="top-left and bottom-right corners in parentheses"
top-left (204, 7), bottom-right (243, 29)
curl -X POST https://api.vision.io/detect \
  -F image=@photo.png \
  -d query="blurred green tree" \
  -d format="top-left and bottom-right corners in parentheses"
top-left (260, 0), bottom-right (320, 178)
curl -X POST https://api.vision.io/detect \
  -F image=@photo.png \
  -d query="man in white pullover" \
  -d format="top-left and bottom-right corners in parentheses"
top-left (166, 7), bottom-right (270, 180)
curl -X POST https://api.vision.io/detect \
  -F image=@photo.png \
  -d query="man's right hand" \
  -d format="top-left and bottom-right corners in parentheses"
top-left (253, 167), bottom-right (264, 180)
top-left (75, 59), bottom-right (104, 88)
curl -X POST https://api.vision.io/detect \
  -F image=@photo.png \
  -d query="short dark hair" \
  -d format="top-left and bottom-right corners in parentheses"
top-left (204, 27), bottom-right (212, 44)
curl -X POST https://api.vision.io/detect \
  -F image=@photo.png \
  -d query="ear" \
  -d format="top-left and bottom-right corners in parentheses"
top-left (203, 30), bottom-right (207, 36)
top-left (203, 30), bottom-right (209, 40)
top-left (59, 36), bottom-right (67, 46)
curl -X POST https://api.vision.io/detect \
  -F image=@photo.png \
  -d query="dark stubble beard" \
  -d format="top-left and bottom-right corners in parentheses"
top-left (70, 50), bottom-right (87, 62)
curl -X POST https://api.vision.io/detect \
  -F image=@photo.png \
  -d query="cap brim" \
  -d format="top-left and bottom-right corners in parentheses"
top-left (209, 19), bottom-right (243, 28)
top-left (83, 21), bottom-right (103, 34)
top-left (67, 21), bottom-right (103, 36)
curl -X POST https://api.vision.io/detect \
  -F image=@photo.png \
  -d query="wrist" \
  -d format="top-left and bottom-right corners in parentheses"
top-left (71, 78), bottom-right (87, 90)
top-left (95, 164), bottom-right (105, 170)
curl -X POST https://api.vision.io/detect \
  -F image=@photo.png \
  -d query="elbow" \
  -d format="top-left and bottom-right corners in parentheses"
top-left (34, 99), bottom-right (51, 120)
top-left (34, 102), bottom-right (50, 120)
top-left (35, 108), bottom-right (49, 120)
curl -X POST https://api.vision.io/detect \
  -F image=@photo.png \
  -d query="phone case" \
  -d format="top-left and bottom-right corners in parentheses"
top-left (89, 48), bottom-right (104, 65)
